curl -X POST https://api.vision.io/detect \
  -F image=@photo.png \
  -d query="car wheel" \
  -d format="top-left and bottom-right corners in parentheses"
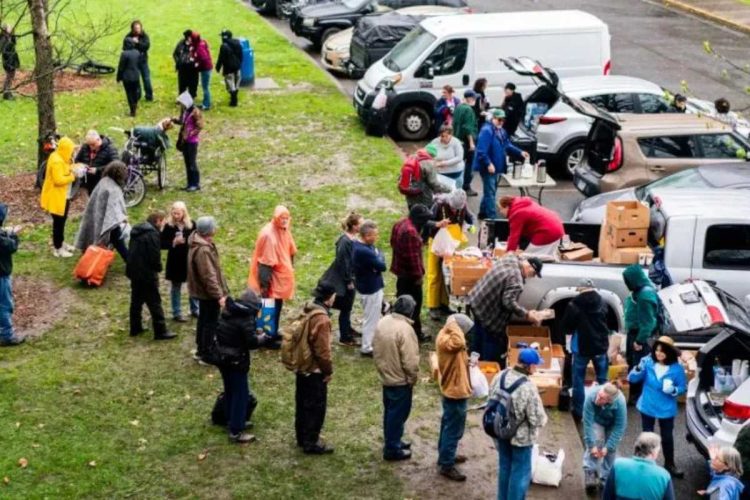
top-left (561, 142), bottom-right (586, 178)
top-left (395, 106), bottom-right (431, 141)
top-left (254, 0), bottom-right (277, 15)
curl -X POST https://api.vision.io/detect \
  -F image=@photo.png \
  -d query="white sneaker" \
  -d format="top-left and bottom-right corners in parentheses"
top-left (57, 248), bottom-right (73, 258)
top-left (62, 243), bottom-right (76, 252)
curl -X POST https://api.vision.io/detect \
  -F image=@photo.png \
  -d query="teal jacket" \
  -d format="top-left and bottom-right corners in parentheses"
top-left (603, 457), bottom-right (675, 500)
top-left (583, 388), bottom-right (627, 452)
top-left (623, 264), bottom-right (659, 344)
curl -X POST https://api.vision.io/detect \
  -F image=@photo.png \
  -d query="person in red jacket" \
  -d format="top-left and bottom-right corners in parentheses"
top-left (499, 196), bottom-right (565, 258)
top-left (190, 32), bottom-right (214, 110)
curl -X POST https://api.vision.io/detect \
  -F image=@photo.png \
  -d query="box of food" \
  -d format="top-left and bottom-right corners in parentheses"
top-left (507, 325), bottom-right (553, 369)
top-left (606, 200), bottom-right (649, 229)
top-left (531, 374), bottom-right (562, 407)
top-left (606, 226), bottom-right (648, 248)
top-left (585, 362), bottom-right (630, 382)
top-left (600, 243), bottom-right (653, 265)
top-left (560, 246), bottom-right (594, 261)
top-left (448, 258), bottom-right (491, 296)
top-left (479, 361), bottom-right (501, 386)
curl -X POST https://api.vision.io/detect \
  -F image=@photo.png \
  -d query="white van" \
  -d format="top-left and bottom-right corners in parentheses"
top-left (353, 10), bottom-right (611, 140)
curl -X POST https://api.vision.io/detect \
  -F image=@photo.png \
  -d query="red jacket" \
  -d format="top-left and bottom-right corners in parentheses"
top-left (192, 39), bottom-right (213, 71)
top-left (506, 197), bottom-right (564, 251)
top-left (390, 218), bottom-right (424, 279)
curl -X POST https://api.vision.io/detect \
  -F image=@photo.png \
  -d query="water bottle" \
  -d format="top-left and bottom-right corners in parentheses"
top-left (536, 160), bottom-right (547, 183)
top-left (521, 159), bottom-right (534, 179)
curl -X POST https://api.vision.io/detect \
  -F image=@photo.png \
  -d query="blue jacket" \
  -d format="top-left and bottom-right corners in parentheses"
top-left (583, 388), bottom-right (627, 452)
top-left (471, 122), bottom-right (524, 174)
top-left (603, 457), bottom-right (675, 500)
top-left (352, 241), bottom-right (386, 295)
top-left (706, 467), bottom-right (745, 500)
top-left (628, 356), bottom-right (686, 419)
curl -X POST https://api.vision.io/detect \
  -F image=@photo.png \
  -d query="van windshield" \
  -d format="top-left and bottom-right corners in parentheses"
top-left (383, 26), bottom-right (436, 72)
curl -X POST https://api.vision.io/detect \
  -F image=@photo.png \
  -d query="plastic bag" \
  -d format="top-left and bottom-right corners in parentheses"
top-left (257, 298), bottom-right (278, 338)
top-left (470, 364), bottom-right (489, 398)
top-left (531, 445), bottom-right (565, 487)
top-left (372, 87), bottom-right (388, 110)
top-left (431, 227), bottom-right (460, 257)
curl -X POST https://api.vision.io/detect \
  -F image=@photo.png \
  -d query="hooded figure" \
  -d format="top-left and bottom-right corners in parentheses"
top-left (248, 205), bottom-right (298, 301)
top-left (117, 38), bottom-right (143, 116)
top-left (215, 29), bottom-right (243, 107)
top-left (0, 203), bottom-right (22, 346)
top-left (40, 137), bottom-right (79, 256)
top-left (401, 148), bottom-right (452, 209)
top-left (623, 264), bottom-right (660, 403)
top-left (174, 90), bottom-right (204, 191)
top-left (75, 169), bottom-right (128, 253)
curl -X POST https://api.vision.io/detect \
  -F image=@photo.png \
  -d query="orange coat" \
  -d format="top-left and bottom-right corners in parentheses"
top-left (436, 319), bottom-right (472, 399)
top-left (248, 206), bottom-right (297, 300)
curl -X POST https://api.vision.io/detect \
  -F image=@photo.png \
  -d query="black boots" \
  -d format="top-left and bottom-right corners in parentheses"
top-left (229, 91), bottom-right (238, 107)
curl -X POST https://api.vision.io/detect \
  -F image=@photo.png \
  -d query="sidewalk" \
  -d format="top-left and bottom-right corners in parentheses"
top-left (663, 0), bottom-right (750, 34)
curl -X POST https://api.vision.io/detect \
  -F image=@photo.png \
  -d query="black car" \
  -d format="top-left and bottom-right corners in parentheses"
top-left (288, 0), bottom-right (467, 47)
top-left (348, 12), bottom-right (422, 78)
top-left (258, 0), bottom-right (466, 18)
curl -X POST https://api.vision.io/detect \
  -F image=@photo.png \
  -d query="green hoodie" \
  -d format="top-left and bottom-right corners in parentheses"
top-left (622, 264), bottom-right (659, 344)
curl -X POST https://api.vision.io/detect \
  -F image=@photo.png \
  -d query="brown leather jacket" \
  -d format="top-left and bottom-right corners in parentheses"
top-left (187, 232), bottom-right (229, 300)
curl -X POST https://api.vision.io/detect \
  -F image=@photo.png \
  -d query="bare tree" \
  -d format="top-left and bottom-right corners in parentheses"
top-left (27, 0), bottom-right (56, 166)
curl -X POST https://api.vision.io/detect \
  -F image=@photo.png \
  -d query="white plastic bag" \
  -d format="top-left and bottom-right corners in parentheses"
top-left (469, 364), bottom-right (489, 398)
top-left (431, 227), bottom-right (460, 257)
top-left (531, 446), bottom-right (565, 487)
top-left (372, 87), bottom-right (388, 110)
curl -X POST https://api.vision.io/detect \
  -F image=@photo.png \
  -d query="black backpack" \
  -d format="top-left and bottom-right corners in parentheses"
top-left (211, 392), bottom-right (258, 426)
top-left (483, 370), bottom-right (528, 440)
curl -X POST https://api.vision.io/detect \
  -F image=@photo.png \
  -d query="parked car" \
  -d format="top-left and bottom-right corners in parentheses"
top-left (259, 0), bottom-right (466, 18)
top-left (571, 163), bottom-right (750, 224)
top-left (289, 0), bottom-right (467, 47)
top-left (353, 11), bottom-right (611, 140)
top-left (573, 113), bottom-right (749, 196)
top-left (320, 5), bottom-right (467, 76)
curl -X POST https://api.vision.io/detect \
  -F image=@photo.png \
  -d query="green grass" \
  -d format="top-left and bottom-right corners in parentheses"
top-left (0, 1), bottom-right (437, 498)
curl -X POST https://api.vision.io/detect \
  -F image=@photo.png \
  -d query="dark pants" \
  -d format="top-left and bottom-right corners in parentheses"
top-left (438, 397), bottom-right (468, 467)
top-left (383, 385), bottom-right (413, 457)
top-left (626, 330), bottom-right (651, 402)
top-left (219, 366), bottom-right (250, 435)
top-left (396, 276), bottom-right (423, 339)
top-left (138, 57), bottom-right (153, 101)
top-left (295, 373), bottom-right (327, 448)
top-left (572, 353), bottom-right (608, 418)
top-left (641, 413), bottom-right (675, 467)
top-left (182, 142), bottom-right (200, 189)
top-left (196, 298), bottom-right (220, 357)
top-left (333, 288), bottom-right (355, 342)
top-left (461, 140), bottom-right (474, 191)
top-left (3, 68), bottom-right (15, 98)
top-left (109, 226), bottom-right (129, 262)
top-left (470, 319), bottom-right (508, 367)
top-left (130, 279), bottom-right (167, 337)
top-left (122, 80), bottom-right (141, 115)
top-left (273, 299), bottom-right (284, 338)
top-left (51, 200), bottom-right (70, 249)
top-left (178, 69), bottom-right (199, 98)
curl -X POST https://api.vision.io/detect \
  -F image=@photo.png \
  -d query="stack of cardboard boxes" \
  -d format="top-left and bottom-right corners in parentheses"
top-left (599, 201), bottom-right (654, 265)
top-left (507, 325), bottom-right (565, 407)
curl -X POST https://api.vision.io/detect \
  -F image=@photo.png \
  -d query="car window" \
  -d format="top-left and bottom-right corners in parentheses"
top-left (581, 93), bottom-right (635, 113)
top-left (638, 136), bottom-right (697, 158)
top-left (637, 93), bottom-right (671, 114)
top-left (421, 38), bottom-right (467, 77)
top-left (704, 224), bottom-right (750, 270)
top-left (384, 26), bottom-right (436, 72)
top-left (696, 133), bottom-right (748, 159)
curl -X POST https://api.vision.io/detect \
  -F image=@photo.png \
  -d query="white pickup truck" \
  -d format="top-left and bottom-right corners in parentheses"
top-left (484, 188), bottom-right (750, 337)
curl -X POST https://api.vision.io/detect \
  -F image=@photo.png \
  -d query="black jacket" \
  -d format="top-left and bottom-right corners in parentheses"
top-left (321, 233), bottom-right (355, 297)
top-left (0, 204), bottom-right (18, 278)
top-left (74, 136), bottom-right (119, 192)
top-left (215, 38), bottom-right (243, 75)
top-left (117, 48), bottom-right (141, 83)
top-left (123, 33), bottom-right (150, 61)
top-left (161, 223), bottom-right (195, 283)
top-left (127, 222), bottom-right (162, 282)
top-left (214, 297), bottom-right (263, 371)
top-left (0, 32), bottom-right (20, 72)
top-left (561, 290), bottom-right (610, 357)
top-left (502, 92), bottom-right (525, 136)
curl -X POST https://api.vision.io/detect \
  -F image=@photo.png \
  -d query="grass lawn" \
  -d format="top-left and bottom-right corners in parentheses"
top-left (0, 0), bottom-right (434, 497)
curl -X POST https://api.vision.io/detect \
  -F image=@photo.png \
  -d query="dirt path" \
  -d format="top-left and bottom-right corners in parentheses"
top-left (11, 276), bottom-right (78, 339)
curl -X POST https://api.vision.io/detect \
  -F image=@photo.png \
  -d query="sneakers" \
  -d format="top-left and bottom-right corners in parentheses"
top-left (338, 338), bottom-right (358, 347)
top-left (465, 188), bottom-right (479, 197)
top-left (53, 247), bottom-right (73, 258)
top-left (584, 470), bottom-right (599, 494)
top-left (384, 449), bottom-right (411, 461)
top-left (360, 350), bottom-right (373, 358)
top-left (303, 443), bottom-right (334, 455)
top-left (400, 441), bottom-right (411, 451)
top-left (154, 332), bottom-right (178, 340)
top-left (62, 242), bottom-right (76, 252)
top-left (454, 454), bottom-right (467, 464)
top-left (0, 336), bottom-right (25, 347)
top-left (184, 186), bottom-right (201, 193)
top-left (173, 315), bottom-right (189, 323)
top-left (229, 432), bottom-right (256, 444)
top-left (439, 466), bottom-right (466, 482)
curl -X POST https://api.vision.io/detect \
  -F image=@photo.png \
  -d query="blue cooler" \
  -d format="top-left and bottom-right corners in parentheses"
top-left (239, 38), bottom-right (255, 87)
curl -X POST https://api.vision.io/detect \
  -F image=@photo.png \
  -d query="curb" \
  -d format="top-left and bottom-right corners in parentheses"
top-left (662, 0), bottom-right (750, 35)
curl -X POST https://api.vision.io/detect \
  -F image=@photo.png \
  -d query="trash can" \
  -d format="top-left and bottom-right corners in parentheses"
top-left (239, 38), bottom-right (255, 87)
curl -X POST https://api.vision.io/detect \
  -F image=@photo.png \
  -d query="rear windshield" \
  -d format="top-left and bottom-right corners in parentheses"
top-left (383, 25), bottom-right (436, 72)
top-left (713, 285), bottom-right (750, 331)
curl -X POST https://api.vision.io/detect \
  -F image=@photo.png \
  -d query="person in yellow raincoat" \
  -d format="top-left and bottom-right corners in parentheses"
top-left (248, 206), bottom-right (297, 342)
top-left (427, 189), bottom-right (475, 321)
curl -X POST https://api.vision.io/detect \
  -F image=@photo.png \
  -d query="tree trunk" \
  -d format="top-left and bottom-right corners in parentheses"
top-left (27, 0), bottom-right (56, 169)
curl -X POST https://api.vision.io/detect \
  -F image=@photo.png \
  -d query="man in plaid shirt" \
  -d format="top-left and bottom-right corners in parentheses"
top-left (468, 254), bottom-right (544, 365)
top-left (390, 204), bottom-right (434, 342)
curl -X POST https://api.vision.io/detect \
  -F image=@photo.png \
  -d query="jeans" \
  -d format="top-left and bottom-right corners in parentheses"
top-left (219, 366), bottom-right (250, 435)
top-left (170, 281), bottom-right (199, 318)
top-left (130, 279), bottom-right (167, 337)
top-left (572, 353), bottom-right (609, 418)
top-left (470, 320), bottom-right (508, 367)
top-left (497, 439), bottom-right (533, 500)
top-left (442, 171), bottom-right (463, 189)
top-left (462, 141), bottom-right (474, 191)
top-left (200, 70), bottom-right (212, 109)
top-left (396, 276), bottom-right (423, 339)
top-left (582, 422), bottom-right (616, 481)
top-left (295, 373), bottom-right (327, 448)
top-left (0, 276), bottom-right (14, 342)
top-left (360, 288), bottom-right (383, 354)
top-left (182, 142), bottom-right (200, 188)
top-left (333, 288), bottom-right (355, 342)
top-left (438, 397), bottom-right (468, 467)
top-left (479, 171), bottom-right (499, 219)
top-left (196, 298), bottom-right (220, 357)
top-left (626, 330), bottom-right (651, 402)
top-left (641, 414), bottom-right (676, 467)
top-left (138, 57), bottom-right (153, 100)
top-left (383, 385), bottom-right (413, 456)
top-left (51, 200), bottom-right (70, 249)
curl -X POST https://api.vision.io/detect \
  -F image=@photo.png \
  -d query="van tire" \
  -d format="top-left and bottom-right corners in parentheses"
top-left (395, 106), bottom-right (431, 141)
top-left (559, 142), bottom-right (586, 178)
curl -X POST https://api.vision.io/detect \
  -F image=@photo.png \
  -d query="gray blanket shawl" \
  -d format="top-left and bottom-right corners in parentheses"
top-left (75, 177), bottom-right (128, 250)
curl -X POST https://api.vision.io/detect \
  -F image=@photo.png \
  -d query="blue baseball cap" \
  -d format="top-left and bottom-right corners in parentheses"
top-left (463, 89), bottom-right (477, 99)
top-left (518, 348), bottom-right (543, 366)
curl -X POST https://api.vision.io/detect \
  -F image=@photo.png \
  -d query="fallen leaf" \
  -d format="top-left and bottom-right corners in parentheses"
top-left (138, 438), bottom-right (148, 445)
top-left (31, 444), bottom-right (40, 449)
top-left (3, 476), bottom-right (9, 485)
top-left (15, 422), bottom-right (20, 429)
top-left (17, 458), bottom-right (28, 469)
top-left (184, 394), bottom-right (191, 401)
top-left (197, 451), bottom-right (208, 461)
top-left (87, 461), bottom-right (97, 467)
top-left (37, 424), bottom-right (44, 429)
top-left (129, 419), bottom-right (140, 427)
top-left (147, 390), bottom-right (154, 396)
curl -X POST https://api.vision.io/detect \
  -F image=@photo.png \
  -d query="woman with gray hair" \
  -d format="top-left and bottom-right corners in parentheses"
top-left (698, 445), bottom-right (745, 499)
top-left (603, 432), bottom-right (676, 500)
top-left (187, 216), bottom-right (229, 362)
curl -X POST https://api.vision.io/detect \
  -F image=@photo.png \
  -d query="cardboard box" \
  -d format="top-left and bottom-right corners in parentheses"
top-left (600, 242), bottom-right (653, 265)
top-left (479, 361), bottom-right (501, 386)
top-left (552, 344), bottom-right (565, 360)
top-left (606, 226), bottom-right (648, 248)
top-left (507, 325), bottom-right (553, 369)
top-left (560, 246), bottom-right (594, 261)
top-left (585, 362), bottom-right (629, 382)
top-left (606, 200), bottom-right (649, 229)
top-left (449, 261), bottom-right (489, 296)
top-left (531, 374), bottom-right (562, 407)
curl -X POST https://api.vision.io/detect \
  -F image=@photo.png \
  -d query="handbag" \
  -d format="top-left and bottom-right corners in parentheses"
top-left (73, 245), bottom-right (115, 287)
top-left (175, 135), bottom-right (185, 152)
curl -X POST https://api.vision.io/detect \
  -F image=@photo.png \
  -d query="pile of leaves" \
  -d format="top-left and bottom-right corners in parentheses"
top-left (15, 69), bottom-right (106, 96)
